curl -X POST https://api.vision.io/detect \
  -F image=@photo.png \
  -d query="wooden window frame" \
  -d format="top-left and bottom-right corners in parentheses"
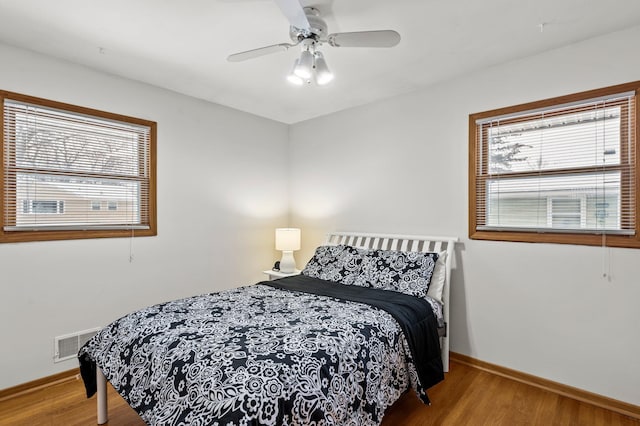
top-left (469, 81), bottom-right (640, 248)
top-left (0, 91), bottom-right (157, 243)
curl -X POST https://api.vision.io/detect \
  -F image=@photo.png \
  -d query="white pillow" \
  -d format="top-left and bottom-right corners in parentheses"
top-left (426, 251), bottom-right (447, 304)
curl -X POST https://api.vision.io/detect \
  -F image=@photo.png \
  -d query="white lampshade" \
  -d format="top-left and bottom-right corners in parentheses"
top-left (314, 52), bottom-right (334, 85)
top-left (287, 59), bottom-right (305, 85)
top-left (275, 228), bottom-right (301, 251)
top-left (275, 228), bottom-right (300, 273)
top-left (294, 50), bottom-right (314, 80)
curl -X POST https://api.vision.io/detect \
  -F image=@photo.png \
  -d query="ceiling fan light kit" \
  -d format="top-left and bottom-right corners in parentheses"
top-left (227, 0), bottom-right (401, 86)
top-left (288, 39), bottom-right (333, 86)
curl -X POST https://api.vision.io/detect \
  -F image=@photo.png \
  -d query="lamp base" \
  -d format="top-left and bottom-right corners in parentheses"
top-left (279, 251), bottom-right (297, 273)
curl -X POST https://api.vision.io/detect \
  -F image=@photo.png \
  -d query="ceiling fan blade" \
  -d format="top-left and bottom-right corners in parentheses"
top-left (327, 30), bottom-right (401, 48)
top-left (273, 0), bottom-right (310, 30)
top-left (227, 43), bottom-right (296, 62)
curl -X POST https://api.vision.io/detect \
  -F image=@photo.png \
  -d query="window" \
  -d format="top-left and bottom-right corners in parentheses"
top-left (1, 91), bottom-right (157, 243)
top-left (470, 81), bottom-right (639, 248)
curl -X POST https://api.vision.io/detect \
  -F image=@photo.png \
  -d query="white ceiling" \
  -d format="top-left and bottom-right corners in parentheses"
top-left (1, 0), bottom-right (639, 124)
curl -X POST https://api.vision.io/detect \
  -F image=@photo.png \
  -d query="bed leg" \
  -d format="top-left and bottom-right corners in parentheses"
top-left (97, 368), bottom-right (108, 425)
top-left (441, 332), bottom-right (450, 373)
top-left (442, 345), bottom-right (450, 373)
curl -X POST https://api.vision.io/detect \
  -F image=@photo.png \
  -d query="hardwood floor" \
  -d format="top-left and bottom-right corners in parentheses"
top-left (1, 360), bottom-right (638, 425)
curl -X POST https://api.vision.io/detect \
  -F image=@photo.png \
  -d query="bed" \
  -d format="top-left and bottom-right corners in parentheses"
top-left (79, 231), bottom-right (457, 425)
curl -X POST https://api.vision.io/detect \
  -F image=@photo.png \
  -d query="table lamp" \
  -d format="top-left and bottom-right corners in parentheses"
top-left (275, 228), bottom-right (300, 273)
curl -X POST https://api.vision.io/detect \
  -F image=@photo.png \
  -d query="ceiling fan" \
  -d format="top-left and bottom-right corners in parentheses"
top-left (227, 0), bottom-right (401, 85)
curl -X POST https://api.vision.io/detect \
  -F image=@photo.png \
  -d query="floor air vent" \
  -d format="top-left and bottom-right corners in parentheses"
top-left (54, 327), bottom-right (101, 363)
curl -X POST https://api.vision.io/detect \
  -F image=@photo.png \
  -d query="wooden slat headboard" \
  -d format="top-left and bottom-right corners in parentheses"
top-left (325, 231), bottom-right (458, 372)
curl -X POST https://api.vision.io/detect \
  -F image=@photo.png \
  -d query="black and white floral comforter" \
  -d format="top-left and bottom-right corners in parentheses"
top-left (79, 275), bottom-right (443, 426)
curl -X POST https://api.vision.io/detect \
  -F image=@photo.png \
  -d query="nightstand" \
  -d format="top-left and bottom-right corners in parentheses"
top-left (263, 269), bottom-right (301, 281)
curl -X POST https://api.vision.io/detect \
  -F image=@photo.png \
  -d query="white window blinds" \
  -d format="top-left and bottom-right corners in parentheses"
top-left (3, 98), bottom-right (152, 231)
top-left (473, 91), bottom-right (636, 235)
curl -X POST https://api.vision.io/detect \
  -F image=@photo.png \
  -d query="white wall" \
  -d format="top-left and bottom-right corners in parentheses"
top-left (289, 25), bottom-right (640, 406)
top-left (0, 43), bottom-right (289, 389)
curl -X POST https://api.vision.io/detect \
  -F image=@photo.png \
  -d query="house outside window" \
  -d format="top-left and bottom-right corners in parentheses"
top-left (548, 197), bottom-right (585, 229)
top-left (1, 91), bottom-right (157, 243)
top-left (22, 200), bottom-right (65, 214)
top-left (470, 81), bottom-right (639, 248)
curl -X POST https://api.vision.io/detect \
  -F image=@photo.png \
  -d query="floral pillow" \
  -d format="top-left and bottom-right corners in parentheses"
top-left (354, 249), bottom-right (439, 299)
top-left (302, 245), bottom-right (365, 285)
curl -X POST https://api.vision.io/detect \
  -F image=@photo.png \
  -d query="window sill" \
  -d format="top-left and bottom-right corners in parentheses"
top-left (0, 228), bottom-right (157, 244)
top-left (469, 229), bottom-right (640, 249)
